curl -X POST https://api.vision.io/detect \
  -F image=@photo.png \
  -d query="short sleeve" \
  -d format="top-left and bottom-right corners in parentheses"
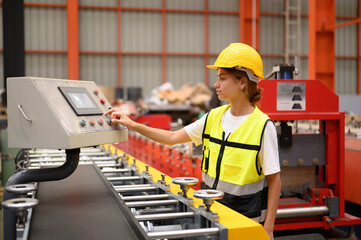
top-left (183, 113), bottom-right (208, 146)
top-left (260, 121), bottom-right (281, 175)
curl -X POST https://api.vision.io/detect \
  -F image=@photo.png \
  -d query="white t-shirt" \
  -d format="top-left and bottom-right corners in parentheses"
top-left (184, 108), bottom-right (280, 175)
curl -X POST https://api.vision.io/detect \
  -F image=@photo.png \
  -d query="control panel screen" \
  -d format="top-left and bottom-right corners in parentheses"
top-left (68, 92), bottom-right (96, 109)
top-left (58, 86), bottom-right (103, 116)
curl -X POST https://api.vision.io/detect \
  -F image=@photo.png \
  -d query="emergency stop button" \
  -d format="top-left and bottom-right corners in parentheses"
top-left (100, 98), bottom-right (106, 105)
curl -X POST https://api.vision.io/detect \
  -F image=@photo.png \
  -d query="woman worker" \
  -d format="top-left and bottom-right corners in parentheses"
top-left (105, 43), bottom-right (281, 240)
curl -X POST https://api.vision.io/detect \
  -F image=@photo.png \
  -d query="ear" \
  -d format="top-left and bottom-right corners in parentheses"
top-left (239, 77), bottom-right (247, 90)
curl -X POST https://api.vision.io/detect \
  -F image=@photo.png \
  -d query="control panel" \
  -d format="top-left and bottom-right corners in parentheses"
top-left (7, 77), bottom-right (128, 149)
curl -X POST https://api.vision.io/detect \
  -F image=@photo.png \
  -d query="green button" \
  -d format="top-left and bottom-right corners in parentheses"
top-left (80, 120), bottom-right (86, 127)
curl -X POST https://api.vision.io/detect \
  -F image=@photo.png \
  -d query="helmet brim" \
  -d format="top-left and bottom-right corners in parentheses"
top-left (206, 65), bottom-right (218, 69)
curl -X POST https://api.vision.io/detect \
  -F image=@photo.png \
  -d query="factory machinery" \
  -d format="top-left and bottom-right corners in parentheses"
top-left (261, 67), bottom-right (361, 236)
top-left (3, 73), bottom-right (361, 239)
top-left (2, 77), bottom-right (269, 240)
top-left (3, 146), bottom-right (268, 239)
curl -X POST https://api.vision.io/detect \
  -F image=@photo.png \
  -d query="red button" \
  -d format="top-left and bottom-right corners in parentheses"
top-left (100, 98), bottom-right (105, 105)
top-left (98, 119), bottom-right (104, 126)
top-left (93, 90), bottom-right (99, 95)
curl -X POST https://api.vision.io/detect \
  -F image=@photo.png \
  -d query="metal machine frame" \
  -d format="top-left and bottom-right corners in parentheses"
top-left (258, 78), bottom-right (361, 232)
top-left (3, 77), bottom-right (128, 240)
top-left (14, 146), bottom-right (269, 240)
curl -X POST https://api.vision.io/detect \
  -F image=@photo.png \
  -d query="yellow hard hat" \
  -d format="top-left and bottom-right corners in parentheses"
top-left (207, 43), bottom-right (264, 81)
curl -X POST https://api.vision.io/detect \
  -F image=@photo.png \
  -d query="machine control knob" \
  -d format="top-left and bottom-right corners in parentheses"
top-left (106, 118), bottom-right (112, 125)
top-left (172, 177), bottom-right (199, 198)
top-left (98, 119), bottom-right (104, 126)
top-left (93, 90), bottom-right (99, 95)
top-left (89, 120), bottom-right (95, 126)
top-left (6, 184), bottom-right (37, 198)
top-left (193, 189), bottom-right (224, 211)
top-left (100, 98), bottom-right (106, 105)
top-left (80, 120), bottom-right (86, 127)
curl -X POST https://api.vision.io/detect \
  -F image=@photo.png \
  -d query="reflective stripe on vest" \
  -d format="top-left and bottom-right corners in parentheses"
top-left (202, 171), bottom-right (268, 196)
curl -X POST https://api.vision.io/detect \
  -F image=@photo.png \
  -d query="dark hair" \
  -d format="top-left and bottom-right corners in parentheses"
top-left (223, 68), bottom-right (262, 105)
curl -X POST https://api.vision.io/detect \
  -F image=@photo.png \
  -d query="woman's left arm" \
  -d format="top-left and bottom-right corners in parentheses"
top-left (263, 172), bottom-right (281, 240)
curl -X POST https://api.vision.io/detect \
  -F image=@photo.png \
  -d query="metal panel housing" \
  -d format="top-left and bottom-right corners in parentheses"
top-left (7, 77), bottom-right (127, 149)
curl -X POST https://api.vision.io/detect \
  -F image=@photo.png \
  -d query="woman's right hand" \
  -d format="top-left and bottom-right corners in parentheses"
top-left (104, 108), bottom-right (135, 129)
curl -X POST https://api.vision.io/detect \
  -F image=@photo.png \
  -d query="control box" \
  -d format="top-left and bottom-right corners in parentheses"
top-left (7, 77), bottom-right (128, 149)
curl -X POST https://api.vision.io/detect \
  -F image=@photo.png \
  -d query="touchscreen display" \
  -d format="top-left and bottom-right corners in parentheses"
top-left (68, 92), bottom-right (96, 109)
top-left (58, 87), bottom-right (103, 116)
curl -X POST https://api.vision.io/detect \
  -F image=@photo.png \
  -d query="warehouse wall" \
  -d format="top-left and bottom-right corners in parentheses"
top-left (0, 0), bottom-right (360, 98)
top-left (24, 4), bottom-right (68, 79)
top-left (260, 0), bottom-right (309, 80)
top-left (335, 0), bottom-right (359, 94)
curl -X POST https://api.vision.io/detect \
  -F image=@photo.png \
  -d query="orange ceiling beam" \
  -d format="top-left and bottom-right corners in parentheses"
top-left (67, 0), bottom-right (79, 80)
top-left (309, 0), bottom-right (335, 91)
top-left (239, 0), bottom-right (260, 51)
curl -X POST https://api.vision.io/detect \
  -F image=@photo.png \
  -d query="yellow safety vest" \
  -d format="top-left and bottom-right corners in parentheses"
top-left (201, 104), bottom-right (271, 220)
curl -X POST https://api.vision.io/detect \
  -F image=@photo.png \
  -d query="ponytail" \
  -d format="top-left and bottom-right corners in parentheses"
top-left (248, 81), bottom-right (262, 105)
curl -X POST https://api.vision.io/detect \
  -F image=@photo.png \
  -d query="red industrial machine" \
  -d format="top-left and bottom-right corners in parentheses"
top-left (258, 78), bottom-right (361, 236)
top-left (114, 75), bottom-right (361, 238)
top-left (345, 137), bottom-right (361, 206)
